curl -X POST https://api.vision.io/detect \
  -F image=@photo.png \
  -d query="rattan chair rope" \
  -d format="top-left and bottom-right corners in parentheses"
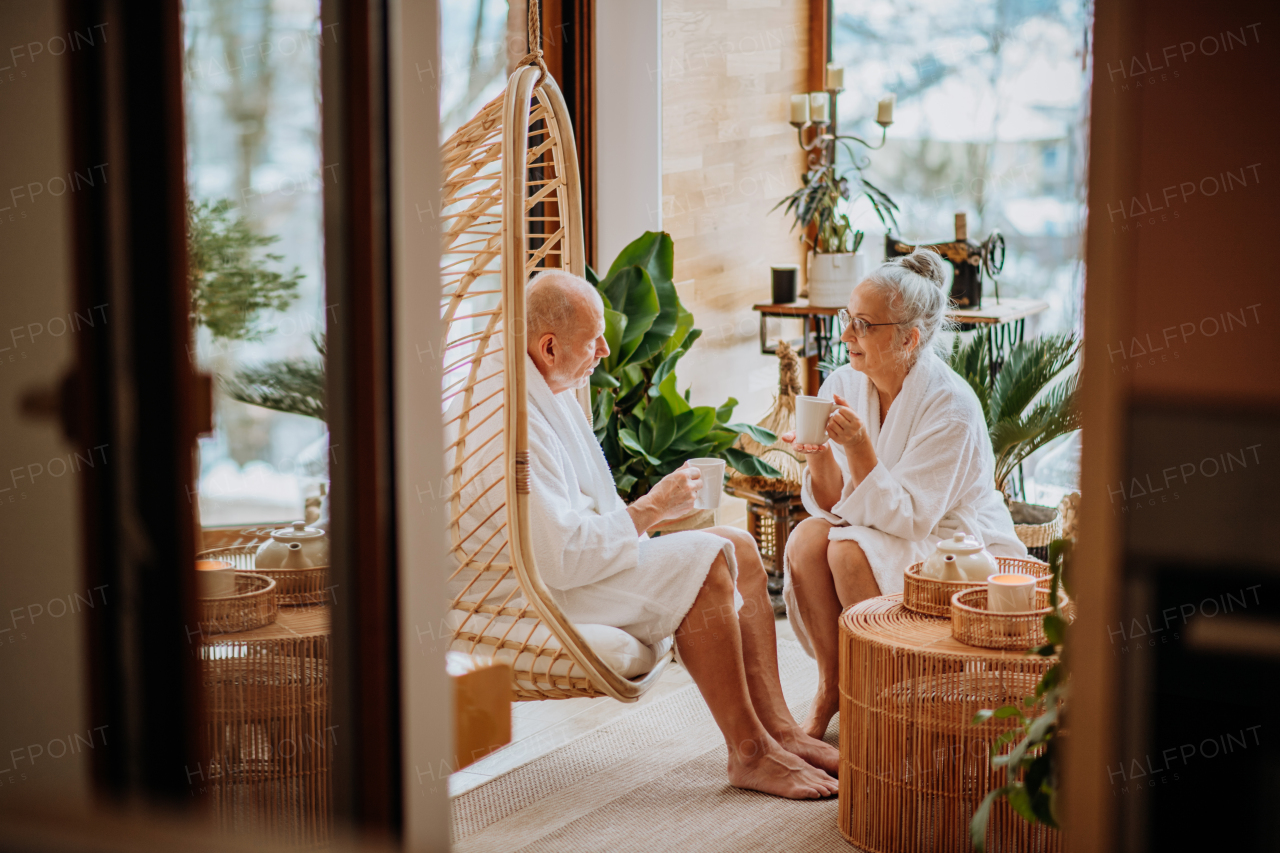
top-left (440, 2), bottom-right (672, 702)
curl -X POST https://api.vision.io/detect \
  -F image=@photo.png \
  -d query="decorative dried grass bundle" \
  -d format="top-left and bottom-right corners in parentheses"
top-left (728, 341), bottom-right (805, 492)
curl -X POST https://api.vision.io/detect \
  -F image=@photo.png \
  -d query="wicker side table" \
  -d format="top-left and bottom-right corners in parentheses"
top-left (838, 596), bottom-right (1060, 853)
top-left (200, 605), bottom-right (332, 847)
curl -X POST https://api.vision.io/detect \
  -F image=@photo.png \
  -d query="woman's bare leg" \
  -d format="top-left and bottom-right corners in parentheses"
top-left (826, 539), bottom-right (881, 610)
top-left (675, 552), bottom-right (838, 798)
top-left (803, 538), bottom-right (880, 736)
top-left (705, 526), bottom-right (840, 775)
top-left (785, 517), bottom-right (846, 738)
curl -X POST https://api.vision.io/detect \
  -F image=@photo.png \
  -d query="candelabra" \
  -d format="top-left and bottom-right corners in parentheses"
top-left (790, 65), bottom-right (895, 170)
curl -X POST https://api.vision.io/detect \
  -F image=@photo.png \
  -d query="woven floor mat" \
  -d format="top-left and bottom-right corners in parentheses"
top-left (452, 638), bottom-right (859, 853)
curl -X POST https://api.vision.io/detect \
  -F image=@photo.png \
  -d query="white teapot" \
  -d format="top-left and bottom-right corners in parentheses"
top-left (255, 521), bottom-right (330, 569)
top-left (922, 532), bottom-right (998, 582)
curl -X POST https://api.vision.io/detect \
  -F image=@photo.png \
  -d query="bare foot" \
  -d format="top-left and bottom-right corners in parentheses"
top-left (727, 739), bottom-right (839, 799)
top-left (801, 683), bottom-right (840, 740)
top-left (776, 727), bottom-right (840, 776)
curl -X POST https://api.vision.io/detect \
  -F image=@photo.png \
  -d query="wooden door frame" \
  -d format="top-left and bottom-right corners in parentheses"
top-left (538, 0), bottom-right (597, 270)
top-left (64, 0), bottom-right (202, 803)
top-left (320, 0), bottom-right (404, 836)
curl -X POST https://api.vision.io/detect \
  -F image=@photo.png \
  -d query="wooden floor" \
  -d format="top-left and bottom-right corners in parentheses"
top-left (449, 613), bottom-right (800, 797)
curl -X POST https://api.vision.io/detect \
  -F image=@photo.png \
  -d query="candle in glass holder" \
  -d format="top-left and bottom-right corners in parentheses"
top-left (790, 93), bottom-right (810, 124)
top-left (809, 92), bottom-right (830, 123)
top-left (825, 63), bottom-right (844, 90)
top-left (986, 573), bottom-right (1036, 613)
top-left (196, 559), bottom-right (236, 598)
top-left (876, 94), bottom-right (896, 125)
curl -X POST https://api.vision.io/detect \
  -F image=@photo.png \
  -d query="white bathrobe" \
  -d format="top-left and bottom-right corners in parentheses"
top-left (446, 351), bottom-right (736, 650)
top-left (784, 349), bottom-right (1026, 654)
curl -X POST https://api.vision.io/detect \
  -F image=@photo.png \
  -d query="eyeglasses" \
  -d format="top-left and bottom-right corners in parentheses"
top-left (837, 308), bottom-right (902, 337)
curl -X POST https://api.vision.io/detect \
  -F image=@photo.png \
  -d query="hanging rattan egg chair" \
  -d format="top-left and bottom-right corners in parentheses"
top-left (439, 12), bottom-right (674, 703)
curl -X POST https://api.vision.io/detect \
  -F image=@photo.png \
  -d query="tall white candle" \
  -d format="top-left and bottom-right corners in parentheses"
top-left (876, 94), bottom-right (896, 125)
top-left (825, 64), bottom-right (844, 90)
top-left (809, 92), bottom-right (829, 123)
top-left (790, 93), bottom-right (810, 124)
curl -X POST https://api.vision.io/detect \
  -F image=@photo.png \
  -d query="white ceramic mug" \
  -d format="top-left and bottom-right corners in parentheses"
top-left (987, 573), bottom-right (1037, 613)
top-left (196, 560), bottom-right (236, 598)
top-left (795, 395), bottom-right (837, 446)
top-left (688, 458), bottom-right (726, 510)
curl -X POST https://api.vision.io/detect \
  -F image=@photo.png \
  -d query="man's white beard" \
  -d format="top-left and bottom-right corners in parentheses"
top-left (549, 365), bottom-right (592, 392)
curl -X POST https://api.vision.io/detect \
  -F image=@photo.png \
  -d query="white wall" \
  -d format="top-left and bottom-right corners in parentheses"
top-left (595, 0), bottom-right (663, 268)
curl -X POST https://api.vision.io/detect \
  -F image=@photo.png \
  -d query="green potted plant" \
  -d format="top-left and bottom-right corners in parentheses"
top-left (773, 159), bottom-right (898, 308)
top-left (588, 232), bottom-right (781, 502)
top-left (187, 197), bottom-right (326, 422)
top-left (188, 198), bottom-right (305, 342)
top-left (949, 329), bottom-right (1081, 559)
top-left (969, 539), bottom-right (1070, 851)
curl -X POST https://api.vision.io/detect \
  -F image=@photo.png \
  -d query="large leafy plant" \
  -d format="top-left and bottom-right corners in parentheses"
top-left (949, 329), bottom-right (1081, 497)
top-left (969, 540), bottom-right (1071, 851)
top-left (588, 232), bottom-right (781, 502)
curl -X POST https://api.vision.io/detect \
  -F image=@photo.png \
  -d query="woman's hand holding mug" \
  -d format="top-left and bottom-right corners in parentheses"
top-left (826, 393), bottom-right (869, 453)
top-left (780, 430), bottom-right (829, 457)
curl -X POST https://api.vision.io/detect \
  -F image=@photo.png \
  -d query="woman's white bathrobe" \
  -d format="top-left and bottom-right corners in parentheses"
top-left (447, 351), bottom-right (737, 650)
top-left (784, 349), bottom-right (1026, 655)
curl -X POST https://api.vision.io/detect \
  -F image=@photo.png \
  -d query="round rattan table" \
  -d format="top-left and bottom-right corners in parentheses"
top-left (838, 595), bottom-right (1061, 853)
top-left (200, 604), bottom-right (331, 847)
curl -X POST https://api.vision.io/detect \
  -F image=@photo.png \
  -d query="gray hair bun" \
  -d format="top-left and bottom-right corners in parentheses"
top-left (894, 247), bottom-right (947, 288)
top-left (863, 246), bottom-right (953, 364)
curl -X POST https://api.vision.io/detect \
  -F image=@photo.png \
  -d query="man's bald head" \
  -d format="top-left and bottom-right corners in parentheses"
top-left (525, 270), bottom-right (610, 394)
top-left (526, 270), bottom-right (602, 342)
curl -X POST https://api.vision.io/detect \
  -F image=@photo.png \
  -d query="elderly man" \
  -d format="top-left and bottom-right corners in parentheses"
top-left (454, 269), bottom-right (838, 799)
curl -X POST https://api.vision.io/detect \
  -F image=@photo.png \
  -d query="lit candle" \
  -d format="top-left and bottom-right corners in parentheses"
top-left (790, 93), bottom-right (810, 124)
top-left (987, 573), bottom-right (1037, 613)
top-left (825, 63), bottom-right (844, 90)
top-left (876, 94), bottom-right (896, 125)
top-left (809, 92), bottom-right (829, 123)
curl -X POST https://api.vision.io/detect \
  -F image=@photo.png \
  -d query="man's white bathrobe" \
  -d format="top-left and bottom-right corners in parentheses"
top-left (784, 349), bottom-right (1025, 655)
top-left (447, 351), bottom-right (737, 650)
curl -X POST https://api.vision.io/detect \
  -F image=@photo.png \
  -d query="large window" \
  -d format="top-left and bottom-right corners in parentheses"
top-left (184, 0), bottom-right (328, 526)
top-left (831, 0), bottom-right (1092, 334)
top-left (440, 0), bottom-right (514, 141)
top-left (832, 0), bottom-right (1091, 506)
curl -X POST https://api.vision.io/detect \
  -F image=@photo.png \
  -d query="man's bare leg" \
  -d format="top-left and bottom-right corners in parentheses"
top-left (786, 520), bottom-right (879, 739)
top-left (706, 526), bottom-right (840, 775)
top-left (676, 552), bottom-right (838, 798)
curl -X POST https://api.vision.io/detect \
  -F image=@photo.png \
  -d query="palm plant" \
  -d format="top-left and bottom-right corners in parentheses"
top-left (221, 333), bottom-right (327, 421)
top-left (949, 329), bottom-right (1081, 498)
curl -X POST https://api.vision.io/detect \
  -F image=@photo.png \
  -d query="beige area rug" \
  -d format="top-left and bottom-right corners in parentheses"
top-left (452, 638), bottom-right (860, 853)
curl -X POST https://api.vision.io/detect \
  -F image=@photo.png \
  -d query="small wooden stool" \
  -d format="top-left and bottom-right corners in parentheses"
top-left (838, 595), bottom-right (1061, 853)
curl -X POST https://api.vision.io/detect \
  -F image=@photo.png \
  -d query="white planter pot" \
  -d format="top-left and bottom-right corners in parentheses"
top-left (807, 252), bottom-right (868, 308)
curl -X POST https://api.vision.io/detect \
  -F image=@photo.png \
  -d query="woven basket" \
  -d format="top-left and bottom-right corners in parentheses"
top-left (199, 544), bottom-right (330, 606)
top-left (1010, 501), bottom-right (1063, 562)
top-left (902, 556), bottom-right (1050, 618)
top-left (198, 572), bottom-right (278, 638)
top-left (950, 587), bottom-right (1054, 650)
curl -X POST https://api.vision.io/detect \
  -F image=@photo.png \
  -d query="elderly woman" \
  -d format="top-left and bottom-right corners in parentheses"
top-left (781, 248), bottom-right (1026, 738)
